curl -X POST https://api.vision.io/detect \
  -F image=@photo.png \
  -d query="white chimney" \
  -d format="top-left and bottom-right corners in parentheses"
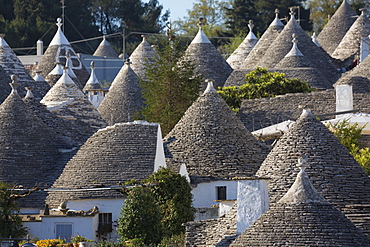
top-left (336, 84), bottom-right (353, 118)
top-left (37, 40), bottom-right (43, 56)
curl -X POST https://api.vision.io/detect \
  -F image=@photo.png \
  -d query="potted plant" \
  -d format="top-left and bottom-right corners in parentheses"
top-left (70, 235), bottom-right (89, 247)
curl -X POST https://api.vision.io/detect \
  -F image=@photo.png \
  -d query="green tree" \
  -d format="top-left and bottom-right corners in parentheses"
top-left (174, 0), bottom-right (231, 37)
top-left (309, 0), bottom-right (370, 33)
top-left (0, 182), bottom-right (28, 238)
top-left (326, 119), bottom-right (370, 174)
top-left (218, 67), bottom-right (313, 111)
top-left (225, 0), bottom-right (312, 36)
top-left (117, 186), bottom-right (162, 245)
top-left (117, 168), bottom-right (195, 245)
top-left (146, 168), bottom-right (195, 238)
top-left (140, 40), bottom-right (202, 135)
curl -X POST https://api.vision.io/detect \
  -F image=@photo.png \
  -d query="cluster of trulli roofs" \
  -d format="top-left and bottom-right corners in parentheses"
top-left (2, 0), bottom-right (370, 245)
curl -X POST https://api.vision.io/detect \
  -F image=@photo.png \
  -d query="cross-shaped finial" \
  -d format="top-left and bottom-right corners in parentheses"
top-left (56, 18), bottom-right (63, 29)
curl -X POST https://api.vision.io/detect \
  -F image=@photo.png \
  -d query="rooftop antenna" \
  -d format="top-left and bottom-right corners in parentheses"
top-left (61, 0), bottom-right (65, 33)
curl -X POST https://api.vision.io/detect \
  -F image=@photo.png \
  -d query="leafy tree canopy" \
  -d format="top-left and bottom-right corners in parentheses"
top-left (117, 168), bottom-right (195, 245)
top-left (0, 181), bottom-right (28, 238)
top-left (140, 39), bottom-right (202, 135)
top-left (218, 67), bottom-right (313, 112)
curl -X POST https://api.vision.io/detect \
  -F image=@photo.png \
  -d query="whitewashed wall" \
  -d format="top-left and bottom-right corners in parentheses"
top-left (192, 180), bottom-right (238, 208)
top-left (237, 180), bottom-right (269, 234)
top-left (24, 198), bottom-right (124, 241)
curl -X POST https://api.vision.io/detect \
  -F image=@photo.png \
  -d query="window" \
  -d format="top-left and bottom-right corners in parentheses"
top-left (216, 186), bottom-right (227, 200)
top-left (98, 213), bottom-right (113, 237)
top-left (56, 223), bottom-right (72, 241)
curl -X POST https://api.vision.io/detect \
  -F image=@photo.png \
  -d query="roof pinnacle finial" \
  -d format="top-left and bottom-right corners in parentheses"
top-left (297, 156), bottom-right (308, 172)
top-left (10, 74), bottom-right (19, 94)
top-left (275, 8), bottom-right (280, 18)
top-left (290, 7), bottom-right (296, 17)
top-left (198, 17), bottom-right (205, 29)
top-left (90, 61), bottom-right (95, 70)
top-left (0, 33), bottom-right (5, 39)
top-left (292, 33), bottom-right (298, 45)
top-left (204, 79), bottom-right (217, 93)
top-left (360, 8), bottom-right (366, 15)
top-left (248, 20), bottom-right (254, 32)
top-left (25, 87), bottom-right (35, 99)
top-left (141, 34), bottom-right (147, 41)
top-left (56, 18), bottom-right (63, 29)
top-left (125, 58), bottom-right (132, 66)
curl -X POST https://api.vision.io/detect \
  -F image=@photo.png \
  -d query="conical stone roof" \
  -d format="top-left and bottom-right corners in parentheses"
top-left (255, 108), bottom-right (370, 233)
top-left (163, 81), bottom-right (270, 182)
top-left (0, 77), bottom-right (66, 208)
top-left (93, 35), bottom-right (118, 58)
top-left (334, 50), bottom-right (370, 93)
top-left (23, 87), bottom-right (85, 148)
top-left (256, 10), bottom-right (340, 83)
top-left (129, 35), bottom-right (157, 78)
top-left (37, 18), bottom-right (89, 88)
top-left (231, 157), bottom-right (370, 246)
top-left (46, 121), bottom-right (162, 208)
top-left (98, 59), bottom-right (143, 124)
top-left (41, 69), bottom-right (106, 143)
top-left (226, 20), bottom-right (258, 69)
top-left (332, 9), bottom-right (370, 62)
top-left (45, 62), bottom-right (63, 87)
top-left (317, 0), bottom-right (357, 55)
top-left (184, 23), bottom-right (233, 90)
top-left (240, 9), bottom-right (284, 69)
top-left (0, 34), bottom-right (41, 98)
top-left (32, 71), bottom-right (51, 98)
top-left (82, 61), bottom-right (102, 92)
top-left (275, 34), bottom-right (333, 89)
top-left (0, 65), bottom-right (11, 104)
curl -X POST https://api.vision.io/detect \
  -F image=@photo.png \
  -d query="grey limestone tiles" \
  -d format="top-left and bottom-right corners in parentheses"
top-left (164, 82), bottom-right (270, 182)
top-left (255, 13), bottom-right (340, 84)
top-left (317, 0), bottom-right (357, 55)
top-left (46, 121), bottom-right (160, 208)
top-left (184, 27), bottom-right (233, 90)
top-left (37, 19), bottom-right (89, 88)
top-left (0, 35), bottom-right (42, 99)
top-left (129, 35), bottom-right (158, 79)
top-left (231, 159), bottom-right (370, 246)
top-left (331, 9), bottom-right (370, 62)
top-left (98, 60), bottom-right (143, 124)
top-left (93, 36), bottom-right (119, 58)
top-left (255, 108), bottom-right (370, 234)
top-left (0, 80), bottom-right (67, 208)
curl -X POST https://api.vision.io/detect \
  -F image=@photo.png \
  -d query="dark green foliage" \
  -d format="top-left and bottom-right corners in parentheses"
top-left (224, 0), bottom-right (312, 36)
top-left (0, 181), bottom-right (28, 238)
top-left (117, 168), bottom-right (195, 245)
top-left (0, 0), bottom-right (168, 54)
top-left (146, 168), bottom-right (195, 237)
top-left (157, 233), bottom-right (185, 247)
top-left (140, 40), bottom-right (202, 135)
top-left (117, 186), bottom-right (162, 245)
top-left (218, 67), bottom-right (313, 111)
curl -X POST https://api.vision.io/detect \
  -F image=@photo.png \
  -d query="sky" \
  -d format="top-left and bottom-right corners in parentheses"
top-left (157, 0), bottom-right (194, 21)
